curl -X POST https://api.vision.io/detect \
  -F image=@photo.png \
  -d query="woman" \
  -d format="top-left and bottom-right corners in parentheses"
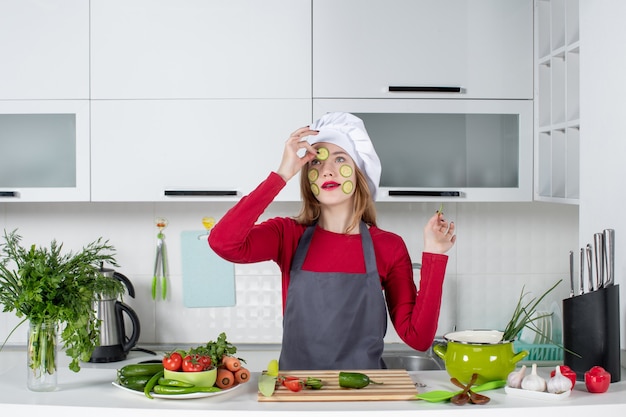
top-left (209, 112), bottom-right (456, 370)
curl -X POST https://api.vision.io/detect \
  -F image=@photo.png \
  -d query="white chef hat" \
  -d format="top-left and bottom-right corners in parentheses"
top-left (309, 112), bottom-right (381, 200)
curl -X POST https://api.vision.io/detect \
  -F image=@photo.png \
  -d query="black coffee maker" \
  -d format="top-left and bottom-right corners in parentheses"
top-left (89, 267), bottom-right (141, 363)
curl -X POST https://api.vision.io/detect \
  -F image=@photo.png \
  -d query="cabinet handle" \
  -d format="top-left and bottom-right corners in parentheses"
top-left (388, 86), bottom-right (462, 93)
top-left (388, 190), bottom-right (461, 197)
top-left (0, 191), bottom-right (18, 197)
top-left (164, 190), bottom-right (238, 197)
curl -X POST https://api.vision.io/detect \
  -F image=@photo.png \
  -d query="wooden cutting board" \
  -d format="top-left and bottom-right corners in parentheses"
top-left (257, 369), bottom-right (418, 402)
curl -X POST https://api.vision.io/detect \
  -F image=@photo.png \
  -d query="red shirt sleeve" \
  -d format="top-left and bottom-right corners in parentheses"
top-left (372, 228), bottom-right (449, 351)
top-left (208, 172), bottom-right (305, 305)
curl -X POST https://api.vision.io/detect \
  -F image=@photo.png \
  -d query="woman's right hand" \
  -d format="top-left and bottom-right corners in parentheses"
top-left (276, 126), bottom-right (319, 182)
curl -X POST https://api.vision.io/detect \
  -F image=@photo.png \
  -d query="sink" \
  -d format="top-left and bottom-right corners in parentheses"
top-left (382, 353), bottom-right (444, 371)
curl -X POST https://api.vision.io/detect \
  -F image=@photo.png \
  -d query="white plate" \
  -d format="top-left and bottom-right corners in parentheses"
top-left (505, 386), bottom-right (571, 401)
top-left (112, 381), bottom-right (241, 399)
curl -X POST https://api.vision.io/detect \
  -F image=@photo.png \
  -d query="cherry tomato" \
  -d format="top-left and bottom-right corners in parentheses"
top-left (283, 378), bottom-right (304, 392)
top-left (162, 351), bottom-right (182, 371)
top-left (182, 354), bottom-right (205, 372)
top-left (585, 366), bottom-right (610, 393)
top-left (550, 365), bottom-right (577, 388)
top-left (198, 355), bottom-right (212, 370)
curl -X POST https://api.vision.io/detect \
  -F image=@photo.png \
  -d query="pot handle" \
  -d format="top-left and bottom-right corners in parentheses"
top-left (116, 302), bottom-right (141, 353)
top-left (433, 343), bottom-right (447, 360)
top-left (511, 350), bottom-right (529, 365)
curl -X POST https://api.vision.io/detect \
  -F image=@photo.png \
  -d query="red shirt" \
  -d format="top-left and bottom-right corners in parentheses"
top-left (209, 172), bottom-right (449, 351)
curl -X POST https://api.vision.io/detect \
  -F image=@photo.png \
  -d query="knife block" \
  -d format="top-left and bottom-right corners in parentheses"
top-left (562, 284), bottom-right (621, 382)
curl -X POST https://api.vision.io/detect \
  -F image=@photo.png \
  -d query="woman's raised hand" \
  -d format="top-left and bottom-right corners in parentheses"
top-left (423, 211), bottom-right (456, 254)
top-left (276, 126), bottom-right (319, 182)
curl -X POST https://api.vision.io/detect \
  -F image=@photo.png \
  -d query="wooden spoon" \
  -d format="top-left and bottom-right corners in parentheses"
top-left (450, 373), bottom-right (477, 405)
top-left (451, 377), bottom-right (490, 404)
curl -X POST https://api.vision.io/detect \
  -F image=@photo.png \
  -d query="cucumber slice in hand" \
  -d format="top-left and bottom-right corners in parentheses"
top-left (316, 147), bottom-right (329, 160)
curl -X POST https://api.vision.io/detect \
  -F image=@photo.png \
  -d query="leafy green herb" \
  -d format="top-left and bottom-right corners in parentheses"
top-left (0, 229), bottom-right (124, 373)
top-left (502, 279), bottom-right (561, 342)
top-left (188, 332), bottom-right (241, 368)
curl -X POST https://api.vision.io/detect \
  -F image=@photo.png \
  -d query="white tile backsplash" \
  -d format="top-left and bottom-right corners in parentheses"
top-left (0, 200), bottom-right (578, 349)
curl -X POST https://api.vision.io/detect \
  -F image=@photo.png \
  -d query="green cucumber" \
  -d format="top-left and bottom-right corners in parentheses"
top-left (117, 363), bottom-right (164, 378)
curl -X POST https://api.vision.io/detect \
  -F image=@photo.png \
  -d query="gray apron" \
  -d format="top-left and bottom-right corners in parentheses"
top-left (279, 222), bottom-right (387, 370)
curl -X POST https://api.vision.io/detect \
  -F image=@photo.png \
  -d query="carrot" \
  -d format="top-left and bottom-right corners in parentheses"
top-left (234, 367), bottom-right (250, 384)
top-left (221, 355), bottom-right (241, 372)
top-left (216, 368), bottom-right (235, 389)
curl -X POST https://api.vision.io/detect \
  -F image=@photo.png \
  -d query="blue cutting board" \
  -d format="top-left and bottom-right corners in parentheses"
top-left (180, 231), bottom-right (236, 307)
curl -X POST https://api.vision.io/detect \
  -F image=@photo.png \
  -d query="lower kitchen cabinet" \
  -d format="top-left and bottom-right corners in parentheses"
top-left (90, 99), bottom-right (311, 202)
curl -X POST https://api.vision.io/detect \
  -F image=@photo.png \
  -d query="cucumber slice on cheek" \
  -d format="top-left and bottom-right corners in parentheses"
top-left (308, 168), bottom-right (319, 182)
top-left (339, 164), bottom-right (353, 178)
top-left (342, 181), bottom-right (354, 194)
top-left (311, 183), bottom-right (320, 196)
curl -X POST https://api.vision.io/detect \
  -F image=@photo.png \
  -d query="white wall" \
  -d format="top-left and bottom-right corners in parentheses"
top-left (580, 1), bottom-right (626, 348)
top-left (0, 200), bottom-right (577, 348)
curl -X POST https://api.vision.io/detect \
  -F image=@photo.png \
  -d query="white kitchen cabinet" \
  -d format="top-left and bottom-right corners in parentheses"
top-left (534, 0), bottom-right (580, 204)
top-left (0, 100), bottom-right (90, 202)
top-left (90, 99), bottom-right (311, 202)
top-left (0, 0), bottom-right (89, 99)
top-left (313, 0), bottom-right (533, 100)
top-left (90, 0), bottom-right (311, 100)
top-left (314, 99), bottom-right (533, 202)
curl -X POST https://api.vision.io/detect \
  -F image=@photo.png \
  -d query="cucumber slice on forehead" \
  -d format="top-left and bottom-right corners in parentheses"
top-left (316, 147), bottom-right (329, 160)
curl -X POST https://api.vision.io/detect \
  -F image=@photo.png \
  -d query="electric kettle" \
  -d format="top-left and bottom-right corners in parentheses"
top-left (89, 267), bottom-right (141, 363)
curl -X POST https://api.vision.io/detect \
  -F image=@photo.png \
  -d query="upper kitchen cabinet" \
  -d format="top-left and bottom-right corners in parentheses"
top-left (90, 0), bottom-right (311, 100)
top-left (0, 100), bottom-right (90, 202)
top-left (90, 99), bottom-right (311, 202)
top-left (312, 0), bottom-right (533, 100)
top-left (0, 0), bottom-right (89, 100)
top-left (535, 0), bottom-right (580, 204)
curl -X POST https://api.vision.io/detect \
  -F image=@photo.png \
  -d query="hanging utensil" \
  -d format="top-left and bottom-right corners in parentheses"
top-left (603, 229), bottom-right (615, 287)
top-left (152, 217), bottom-right (168, 300)
top-left (593, 233), bottom-right (604, 290)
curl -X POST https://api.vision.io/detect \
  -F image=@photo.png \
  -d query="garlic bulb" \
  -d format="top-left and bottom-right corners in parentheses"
top-left (547, 365), bottom-right (573, 393)
top-left (506, 364), bottom-right (527, 388)
top-left (521, 363), bottom-right (547, 392)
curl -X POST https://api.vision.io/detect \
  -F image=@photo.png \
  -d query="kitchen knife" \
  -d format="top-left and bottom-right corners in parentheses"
top-left (579, 248), bottom-right (585, 295)
top-left (603, 229), bottom-right (615, 287)
top-left (594, 233), bottom-right (605, 290)
top-left (568, 250), bottom-right (574, 297)
top-left (586, 244), bottom-right (594, 292)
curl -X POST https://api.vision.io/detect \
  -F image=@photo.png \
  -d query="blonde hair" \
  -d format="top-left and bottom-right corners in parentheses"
top-left (294, 164), bottom-right (377, 234)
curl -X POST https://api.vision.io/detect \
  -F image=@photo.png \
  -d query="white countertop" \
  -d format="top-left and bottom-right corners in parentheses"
top-left (1, 346), bottom-right (625, 417)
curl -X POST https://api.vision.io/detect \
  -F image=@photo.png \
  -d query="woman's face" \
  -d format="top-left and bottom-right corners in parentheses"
top-left (307, 142), bottom-right (357, 205)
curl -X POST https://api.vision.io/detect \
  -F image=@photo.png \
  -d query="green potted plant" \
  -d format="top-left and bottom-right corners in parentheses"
top-left (0, 229), bottom-right (124, 391)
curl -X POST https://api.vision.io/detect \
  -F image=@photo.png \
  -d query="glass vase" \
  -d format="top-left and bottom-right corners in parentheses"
top-left (27, 320), bottom-right (58, 392)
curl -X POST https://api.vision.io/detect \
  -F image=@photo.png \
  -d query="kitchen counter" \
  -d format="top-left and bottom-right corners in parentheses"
top-left (1, 346), bottom-right (625, 417)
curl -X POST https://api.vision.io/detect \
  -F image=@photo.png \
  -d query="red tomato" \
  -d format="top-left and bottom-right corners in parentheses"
top-left (550, 365), bottom-right (577, 389)
top-left (162, 352), bottom-right (182, 371)
top-left (198, 355), bottom-right (212, 370)
top-left (283, 378), bottom-right (304, 392)
top-left (585, 366), bottom-right (610, 393)
top-left (182, 354), bottom-right (205, 372)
